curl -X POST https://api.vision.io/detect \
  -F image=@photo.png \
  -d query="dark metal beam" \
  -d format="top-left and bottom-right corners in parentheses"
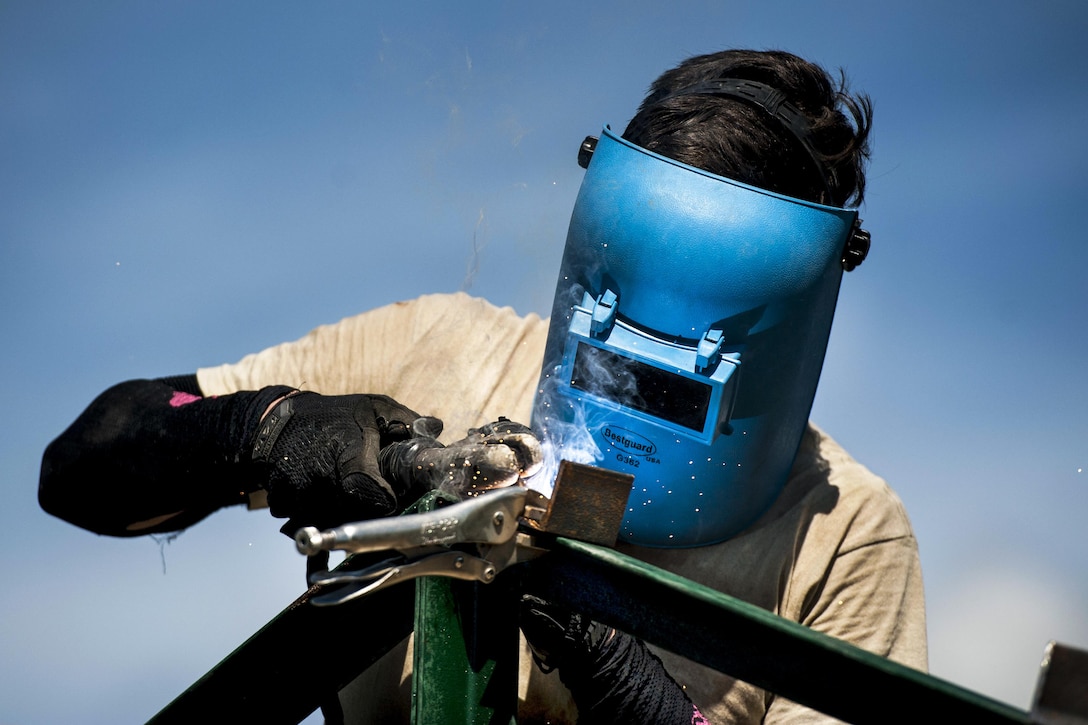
top-left (147, 561), bottom-right (414, 724)
top-left (521, 537), bottom-right (1031, 725)
top-left (149, 532), bottom-right (1037, 724)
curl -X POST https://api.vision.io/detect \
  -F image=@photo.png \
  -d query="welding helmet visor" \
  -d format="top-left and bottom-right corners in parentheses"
top-left (531, 127), bottom-right (860, 547)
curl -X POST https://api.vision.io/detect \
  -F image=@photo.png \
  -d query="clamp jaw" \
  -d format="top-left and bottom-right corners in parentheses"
top-left (295, 461), bottom-right (633, 607)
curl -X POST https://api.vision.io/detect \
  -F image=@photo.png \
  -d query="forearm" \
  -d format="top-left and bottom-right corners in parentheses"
top-left (520, 595), bottom-right (708, 725)
top-left (40, 366), bottom-right (539, 539)
top-left (39, 377), bottom-right (290, 536)
top-left (564, 631), bottom-right (709, 725)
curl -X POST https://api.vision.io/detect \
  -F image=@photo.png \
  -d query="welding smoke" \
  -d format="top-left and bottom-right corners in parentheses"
top-left (529, 337), bottom-right (648, 496)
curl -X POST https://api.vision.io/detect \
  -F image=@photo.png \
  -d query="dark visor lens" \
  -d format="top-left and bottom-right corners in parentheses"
top-left (570, 342), bottom-right (711, 431)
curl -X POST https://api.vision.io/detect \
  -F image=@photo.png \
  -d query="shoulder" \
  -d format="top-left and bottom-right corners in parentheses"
top-left (332, 292), bottom-right (548, 428)
top-left (391, 291), bottom-right (541, 319)
top-left (792, 424), bottom-right (916, 552)
top-left (197, 293), bottom-right (548, 396)
top-left (708, 422), bottom-right (919, 595)
top-left (342, 292), bottom-right (547, 335)
top-left (286, 292), bottom-right (548, 359)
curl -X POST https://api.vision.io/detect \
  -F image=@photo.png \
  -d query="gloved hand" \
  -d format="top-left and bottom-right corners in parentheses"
top-left (519, 595), bottom-right (708, 725)
top-left (378, 417), bottom-right (543, 497)
top-left (39, 379), bottom-right (428, 537)
top-left (250, 390), bottom-right (430, 532)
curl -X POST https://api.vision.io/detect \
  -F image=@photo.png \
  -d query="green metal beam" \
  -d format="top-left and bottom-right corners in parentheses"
top-left (149, 528), bottom-right (1038, 724)
top-left (410, 493), bottom-right (519, 725)
top-left (412, 577), bottom-right (519, 725)
top-left (520, 537), bottom-right (1031, 725)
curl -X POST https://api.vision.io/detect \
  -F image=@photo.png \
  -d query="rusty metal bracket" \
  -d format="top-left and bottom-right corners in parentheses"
top-left (522, 460), bottom-right (632, 546)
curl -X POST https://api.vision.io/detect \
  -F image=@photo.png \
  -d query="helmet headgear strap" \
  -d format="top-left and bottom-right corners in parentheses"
top-left (652, 78), bottom-right (837, 203)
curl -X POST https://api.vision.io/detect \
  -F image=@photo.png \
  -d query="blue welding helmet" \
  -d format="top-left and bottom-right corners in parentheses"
top-left (531, 126), bottom-right (865, 548)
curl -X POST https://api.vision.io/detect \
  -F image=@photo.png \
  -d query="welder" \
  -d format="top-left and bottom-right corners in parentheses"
top-left (39, 48), bottom-right (926, 723)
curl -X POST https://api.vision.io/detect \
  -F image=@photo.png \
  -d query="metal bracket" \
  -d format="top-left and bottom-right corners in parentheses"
top-left (522, 460), bottom-right (632, 545)
top-left (1031, 641), bottom-right (1088, 724)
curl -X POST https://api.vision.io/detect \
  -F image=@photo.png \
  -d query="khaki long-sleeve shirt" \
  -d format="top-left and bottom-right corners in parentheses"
top-left (199, 292), bottom-right (927, 723)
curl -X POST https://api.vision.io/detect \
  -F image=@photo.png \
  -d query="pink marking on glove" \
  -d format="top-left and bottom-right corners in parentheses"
top-left (169, 391), bottom-right (202, 407)
top-left (692, 706), bottom-right (710, 725)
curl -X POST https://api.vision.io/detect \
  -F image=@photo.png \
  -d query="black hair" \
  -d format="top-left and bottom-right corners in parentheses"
top-left (623, 49), bottom-right (873, 208)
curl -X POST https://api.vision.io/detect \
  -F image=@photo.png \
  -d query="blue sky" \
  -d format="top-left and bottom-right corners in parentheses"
top-left (2, 1), bottom-right (1086, 722)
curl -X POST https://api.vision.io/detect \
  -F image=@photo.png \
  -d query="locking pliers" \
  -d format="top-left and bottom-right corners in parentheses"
top-left (294, 460), bottom-right (633, 607)
top-left (295, 486), bottom-right (545, 606)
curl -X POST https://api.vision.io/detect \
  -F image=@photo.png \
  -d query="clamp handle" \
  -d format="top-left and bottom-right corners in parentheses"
top-left (295, 486), bottom-right (528, 556)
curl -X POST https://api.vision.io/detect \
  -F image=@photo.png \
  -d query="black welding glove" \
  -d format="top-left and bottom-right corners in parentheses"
top-left (519, 595), bottom-right (708, 725)
top-left (40, 378), bottom-right (425, 537)
top-left (250, 390), bottom-right (431, 533)
top-left (378, 417), bottom-right (543, 497)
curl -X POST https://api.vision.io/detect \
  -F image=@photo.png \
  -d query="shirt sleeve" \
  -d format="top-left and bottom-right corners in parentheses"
top-left (764, 449), bottom-right (928, 723)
